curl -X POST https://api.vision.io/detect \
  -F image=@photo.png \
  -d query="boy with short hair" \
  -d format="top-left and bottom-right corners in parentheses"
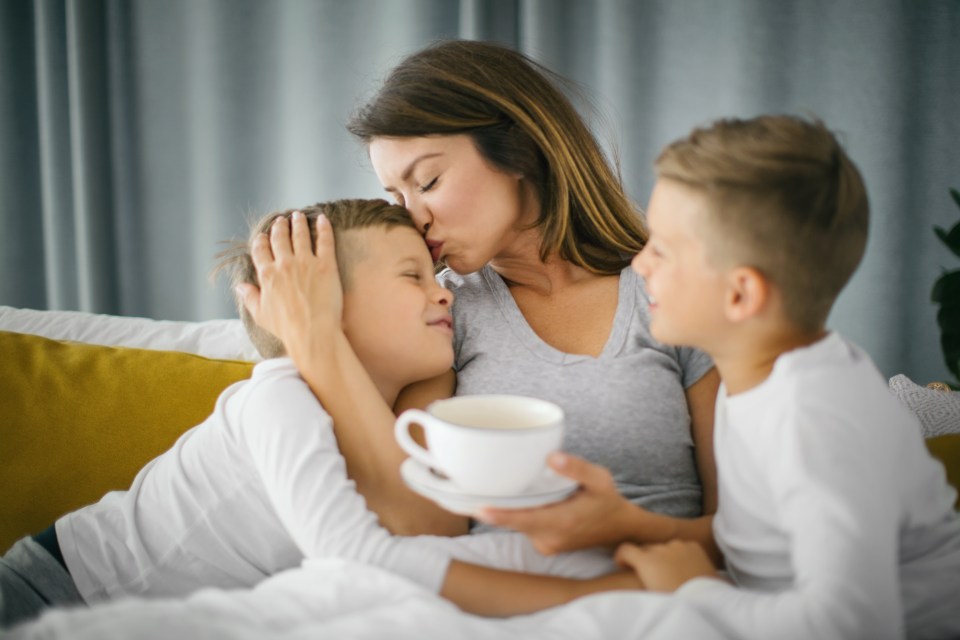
top-left (0, 199), bottom-right (632, 629)
top-left (619, 115), bottom-right (960, 639)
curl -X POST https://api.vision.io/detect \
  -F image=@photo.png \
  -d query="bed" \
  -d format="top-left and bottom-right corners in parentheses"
top-left (1, 305), bottom-right (957, 639)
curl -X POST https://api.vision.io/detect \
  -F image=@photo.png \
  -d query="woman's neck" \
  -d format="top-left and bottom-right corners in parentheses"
top-left (488, 231), bottom-right (597, 296)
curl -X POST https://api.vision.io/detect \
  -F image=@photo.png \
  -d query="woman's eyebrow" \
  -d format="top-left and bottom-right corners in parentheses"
top-left (399, 153), bottom-right (443, 182)
top-left (384, 153), bottom-right (443, 195)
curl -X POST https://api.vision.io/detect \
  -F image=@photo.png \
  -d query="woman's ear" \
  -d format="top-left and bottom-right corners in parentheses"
top-left (723, 266), bottom-right (769, 323)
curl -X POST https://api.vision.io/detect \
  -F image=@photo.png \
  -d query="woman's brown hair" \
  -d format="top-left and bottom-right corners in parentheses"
top-left (348, 39), bottom-right (646, 274)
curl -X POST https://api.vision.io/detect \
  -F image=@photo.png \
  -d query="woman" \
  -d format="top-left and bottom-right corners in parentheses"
top-left (242, 39), bottom-right (721, 559)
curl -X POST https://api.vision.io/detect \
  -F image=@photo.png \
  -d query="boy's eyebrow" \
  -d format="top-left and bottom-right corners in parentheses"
top-left (389, 251), bottom-right (433, 272)
top-left (396, 253), bottom-right (427, 267)
top-left (384, 152), bottom-right (443, 192)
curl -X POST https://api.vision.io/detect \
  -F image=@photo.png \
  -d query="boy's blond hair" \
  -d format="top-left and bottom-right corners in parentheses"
top-left (215, 199), bottom-right (416, 358)
top-left (656, 115), bottom-right (869, 331)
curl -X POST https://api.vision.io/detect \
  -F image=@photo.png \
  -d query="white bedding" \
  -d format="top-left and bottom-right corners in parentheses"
top-left (9, 558), bottom-right (725, 640)
top-left (0, 305), bottom-right (260, 361)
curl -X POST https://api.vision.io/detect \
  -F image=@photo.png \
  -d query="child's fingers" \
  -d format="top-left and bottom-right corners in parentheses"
top-left (313, 214), bottom-right (336, 261)
top-left (614, 542), bottom-right (647, 569)
top-left (250, 232), bottom-right (274, 271)
top-left (290, 211), bottom-right (313, 256)
top-left (270, 215), bottom-right (294, 260)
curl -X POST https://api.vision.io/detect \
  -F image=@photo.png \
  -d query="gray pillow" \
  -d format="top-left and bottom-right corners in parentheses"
top-left (888, 374), bottom-right (960, 438)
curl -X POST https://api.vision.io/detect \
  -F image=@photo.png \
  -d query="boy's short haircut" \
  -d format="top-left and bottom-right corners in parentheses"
top-left (215, 198), bottom-right (417, 358)
top-left (656, 115), bottom-right (869, 331)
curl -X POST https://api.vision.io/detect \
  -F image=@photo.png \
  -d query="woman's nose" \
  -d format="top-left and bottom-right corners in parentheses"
top-left (405, 198), bottom-right (432, 234)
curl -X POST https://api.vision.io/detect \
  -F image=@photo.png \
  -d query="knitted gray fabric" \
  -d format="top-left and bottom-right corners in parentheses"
top-left (888, 374), bottom-right (960, 438)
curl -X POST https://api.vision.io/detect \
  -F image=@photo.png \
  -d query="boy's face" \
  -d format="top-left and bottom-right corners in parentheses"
top-left (631, 178), bottom-right (728, 350)
top-left (341, 225), bottom-right (454, 390)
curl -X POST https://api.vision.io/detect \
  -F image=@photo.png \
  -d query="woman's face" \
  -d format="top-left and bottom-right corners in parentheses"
top-left (368, 134), bottom-right (538, 274)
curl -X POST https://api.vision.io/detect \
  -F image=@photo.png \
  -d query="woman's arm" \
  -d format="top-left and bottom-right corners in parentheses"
top-left (687, 368), bottom-right (720, 516)
top-left (477, 369), bottom-right (722, 564)
top-left (240, 213), bottom-right (467, 536)
top-left (476, 453), bottom-right (719, 562)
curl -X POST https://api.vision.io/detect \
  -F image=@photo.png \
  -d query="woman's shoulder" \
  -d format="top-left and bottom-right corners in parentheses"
top-left (437, 266), bottom-right (479, 287)
top-left (436, 266), bottom-right (496, 299)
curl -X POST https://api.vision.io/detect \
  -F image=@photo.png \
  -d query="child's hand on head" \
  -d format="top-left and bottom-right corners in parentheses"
top-left (239, 212), bottom-right (343, 356)
top-left (614, 540), bottom-right (719, 593)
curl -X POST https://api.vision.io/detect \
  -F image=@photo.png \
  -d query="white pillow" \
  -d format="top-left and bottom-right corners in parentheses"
top-left (888, 374), bottom-right (960, 438)
top-left (0, 305), bottom-right (260, 362)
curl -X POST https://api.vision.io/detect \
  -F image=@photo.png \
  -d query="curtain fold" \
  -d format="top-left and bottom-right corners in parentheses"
top-left (1, 0), bottom-right (958, 383)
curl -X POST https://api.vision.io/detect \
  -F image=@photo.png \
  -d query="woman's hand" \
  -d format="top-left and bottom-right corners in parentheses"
top-left (238, 211), bottom-right (342, 361)
top-left (614, 540), bottom-right (719, 593)
top-left (475, 452), bottom-right (638, 555)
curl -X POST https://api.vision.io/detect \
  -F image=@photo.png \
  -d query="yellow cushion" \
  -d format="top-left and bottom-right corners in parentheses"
top-left (0, 330), bottom-right (254, 552)
top-left (926, 433), bottom-right (960, 510)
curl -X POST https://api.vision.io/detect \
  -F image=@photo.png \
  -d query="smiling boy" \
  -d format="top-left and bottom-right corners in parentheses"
top-left (619, 116), bottom-right (960, 639)
top-left (1, 199), bottom-right (637, 630)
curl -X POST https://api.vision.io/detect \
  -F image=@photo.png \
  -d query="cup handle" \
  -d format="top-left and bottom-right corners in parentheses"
top-left (394, 409), bottom-right (440, 469)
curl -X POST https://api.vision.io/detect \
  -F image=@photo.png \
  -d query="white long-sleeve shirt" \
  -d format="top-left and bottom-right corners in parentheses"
top-left (677, 333), bottom-right (960, 640)
top-left (57, 359), bottom-right (450, 603)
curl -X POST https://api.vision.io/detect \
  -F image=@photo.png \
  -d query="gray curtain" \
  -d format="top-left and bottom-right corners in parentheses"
top-left (1, 0), bottom-right (958, 384)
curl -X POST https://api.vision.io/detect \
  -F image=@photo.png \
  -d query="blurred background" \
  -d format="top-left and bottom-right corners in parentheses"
top-left (1, 0), bottom-right (958, 383)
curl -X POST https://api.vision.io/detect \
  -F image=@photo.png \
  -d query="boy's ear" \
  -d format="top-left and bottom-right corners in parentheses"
top-left (723, 266), bottom-right (769, 323)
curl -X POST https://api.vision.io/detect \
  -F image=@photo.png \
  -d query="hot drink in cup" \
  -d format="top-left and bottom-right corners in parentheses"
top-left (394, 395), bottom-right (564, 497)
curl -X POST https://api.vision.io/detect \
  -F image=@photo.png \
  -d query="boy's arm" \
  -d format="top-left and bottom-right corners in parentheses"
top-left (306, 332), bottom-right (468, 536)
top-left (240, 213), bottom-right (468, 537)
top-left (239, 371), bottom-right (454, 587)
top-left (614, 540), bottom-right (722, 592)
top-left (620, 399), bottom-right (907, 640)
top-left (441, 560), bottom-right (641, 617)
top-left (240, 373), bottom-right (639, 616)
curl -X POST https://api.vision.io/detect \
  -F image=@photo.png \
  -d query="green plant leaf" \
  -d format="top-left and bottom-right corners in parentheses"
top-left (935, 222), bottom-right (960, 259)
top-left (931, 270), bottom-right (960, 303)
top-left (937, 310), bottom-right (960, 380)
top-left (932, 188), bottom-right (960, 384)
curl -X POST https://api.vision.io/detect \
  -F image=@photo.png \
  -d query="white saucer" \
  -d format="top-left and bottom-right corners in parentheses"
top-left (400, 458), bottom-right (578, 516)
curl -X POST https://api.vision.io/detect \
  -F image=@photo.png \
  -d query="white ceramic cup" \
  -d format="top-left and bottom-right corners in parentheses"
top-left (394, 394), bottom-right (565, 497)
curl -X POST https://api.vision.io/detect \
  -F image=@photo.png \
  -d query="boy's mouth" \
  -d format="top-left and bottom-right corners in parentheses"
top-left (428, 316), bottom-right (453, 333)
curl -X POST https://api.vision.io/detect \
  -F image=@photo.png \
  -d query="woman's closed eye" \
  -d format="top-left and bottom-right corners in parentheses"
top-left (417, 176), bottom-right (438, 194)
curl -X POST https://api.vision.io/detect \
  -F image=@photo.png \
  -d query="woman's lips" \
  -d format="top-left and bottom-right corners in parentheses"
top-left (426, 240), bottom-right (444, 262)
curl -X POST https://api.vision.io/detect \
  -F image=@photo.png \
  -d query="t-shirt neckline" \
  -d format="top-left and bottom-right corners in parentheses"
top-left (480, 264), bottom-right (634, 364)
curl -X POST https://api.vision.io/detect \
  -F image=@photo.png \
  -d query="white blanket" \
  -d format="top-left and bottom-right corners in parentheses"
top-left (9, 558), bottom-right (725, 640)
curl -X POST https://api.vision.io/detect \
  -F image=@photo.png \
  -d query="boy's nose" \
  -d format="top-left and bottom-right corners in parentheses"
top-left (434, 285), bottom-right (453, 307)
top-left (631, 248), bottom-right (649, 276)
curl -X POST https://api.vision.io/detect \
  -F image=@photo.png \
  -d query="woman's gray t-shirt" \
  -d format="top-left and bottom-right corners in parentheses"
top-left (438, 265), bottom-right (714, 529)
